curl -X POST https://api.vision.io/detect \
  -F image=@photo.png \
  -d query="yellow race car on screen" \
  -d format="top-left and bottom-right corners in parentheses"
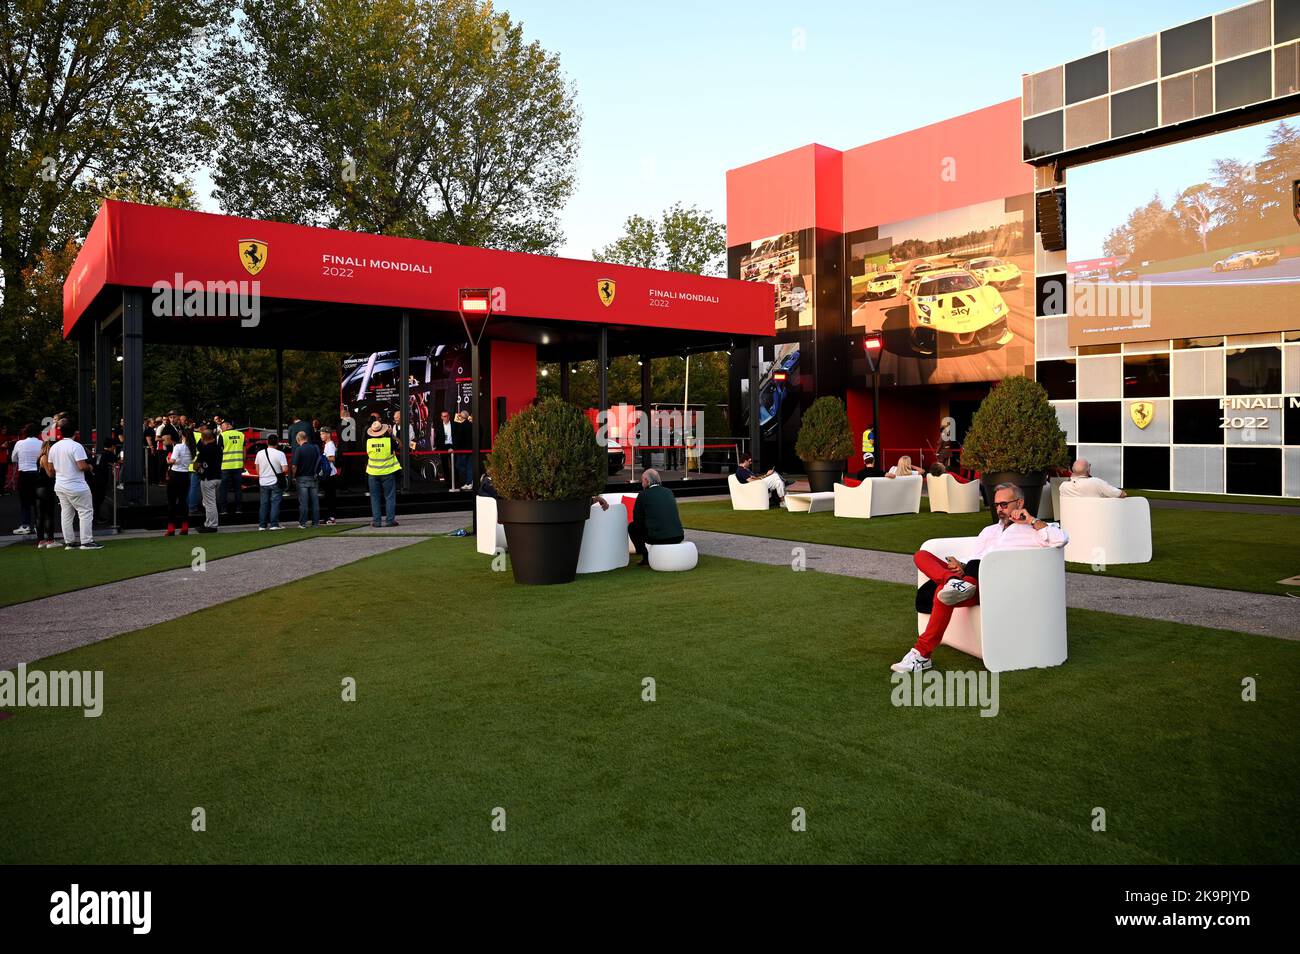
top-left (965, 256), bottom-right (1022, 289)
top-left (907, 270), bottom-right (1013, 356)
top-left (864, 271), bottom-right (901, 299)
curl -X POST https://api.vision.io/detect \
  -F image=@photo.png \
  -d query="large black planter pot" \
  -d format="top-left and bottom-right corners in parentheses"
top-left (497, 498), bottom-right (591, 585)
top-left (804, 460), bottom-right (842, 494)
top-left (980, 471), bottom-right (1045, 522)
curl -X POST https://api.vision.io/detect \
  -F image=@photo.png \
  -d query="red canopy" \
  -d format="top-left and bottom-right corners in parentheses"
top-left (64, 200), bottom-right (772, 340)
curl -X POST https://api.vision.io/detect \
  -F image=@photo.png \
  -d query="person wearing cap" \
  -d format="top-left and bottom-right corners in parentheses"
top-left (365, 419), bottom-right (401, 527)
top-left (853, 452), bottom-right (884, 481)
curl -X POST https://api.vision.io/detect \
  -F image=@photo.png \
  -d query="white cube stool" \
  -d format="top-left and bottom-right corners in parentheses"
top-left (647, 541), bottom-right (698, 571)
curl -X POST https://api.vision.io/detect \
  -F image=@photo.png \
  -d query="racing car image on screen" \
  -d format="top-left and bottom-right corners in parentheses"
top-left (964, 256), bottom-right (1022, 289)
top-left (906, 270), bottom-right (1013, 357)
top-left (863, 272), bottom-right (901, 300)
top-left (1212, 249), bottom-right (1280, 271)
top-left (904, 262), bottom-right (948, 296)
top-left (757, 347), bottom-right (800, 436)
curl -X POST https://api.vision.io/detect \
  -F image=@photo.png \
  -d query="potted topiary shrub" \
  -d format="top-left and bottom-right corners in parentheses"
top-left (795, 396), bottom-right (854, 493)
top-left (487, 397), bottom-right (606, 585)
top-left (960, 375), bottom-right (1069, 520)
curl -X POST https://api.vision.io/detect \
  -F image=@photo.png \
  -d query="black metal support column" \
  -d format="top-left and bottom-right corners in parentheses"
top-left (748, 338), bottom-right (761, 470)
top-left (470, 340), bottom-right (481, 493)
top-left (597, 327), bottom-right (608, 429)
top-left (399, 311), bottom-right (410, 492)
top-left (275, 348), bottom-right (284, 439)
top-left (559, 360), bottom-right (570, 401)
top-left (639, 354), bottom-right (651, 469)
top-left (77, 328), bottom-right (93, 448)
top-left (94, 318), bottom-right (112, 455)
top-left (121, 289), bottom-right (145, 506)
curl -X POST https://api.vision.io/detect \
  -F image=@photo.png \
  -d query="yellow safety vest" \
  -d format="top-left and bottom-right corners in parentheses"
top-left (221, 429), bottom-right (246, 470)
top-left (189, 430), bottom-right (202, 471)
top-left (862, 429), bottom-right (875, 455)
top-left (366, 436), bottom-right (400, 476)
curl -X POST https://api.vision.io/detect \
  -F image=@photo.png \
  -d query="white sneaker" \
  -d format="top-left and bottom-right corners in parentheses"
top-left (890, 648), bottom-right (933, 673)
top-left (937, 578), bottom-right (977, 606)
top-left (12, 525), bottom-right (31, 535)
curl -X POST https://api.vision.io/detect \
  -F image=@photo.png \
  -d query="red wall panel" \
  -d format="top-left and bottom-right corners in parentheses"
top-left (841, 100), bottom-right (1032, 231)
top-left (847, 386), bottom-right (942, 471)
top-left (489, 340), bottom-right (537, 437)
top-left (726, 144), bottom-right (842, 247)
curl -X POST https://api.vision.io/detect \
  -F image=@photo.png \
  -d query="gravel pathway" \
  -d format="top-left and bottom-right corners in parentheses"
top-left (687, 528), bottom-right (1299, 641)
top-left (0, 535), bottom-right (428, 668)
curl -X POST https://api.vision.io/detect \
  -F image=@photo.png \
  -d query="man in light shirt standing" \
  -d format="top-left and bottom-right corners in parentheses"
top-left (48, 417), bottom-right (102, 550)
top-left (1059, 458), bottom-right (1126, 499)
top-left (11, 422), bottom-right (43, 536)
top-left (890, 481), bottom-right (1067, 673)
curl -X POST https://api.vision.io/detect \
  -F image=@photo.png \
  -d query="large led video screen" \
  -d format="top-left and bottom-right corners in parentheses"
top-left (845, 195), bottom-right (1034, 385)
top-left (728, 229), bottom-right (814, 330)
top-left (340, 344), bottom-right (471, 453)
top-left (1066, 115), bottom-right (1300, 345)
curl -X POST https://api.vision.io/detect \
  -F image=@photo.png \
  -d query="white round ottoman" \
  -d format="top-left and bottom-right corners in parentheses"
top-left (647, 541), bottom-right (698, 571)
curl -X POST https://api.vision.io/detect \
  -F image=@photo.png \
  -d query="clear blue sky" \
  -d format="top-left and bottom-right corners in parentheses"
top-left (496, 0), bottom-right (1232, 258)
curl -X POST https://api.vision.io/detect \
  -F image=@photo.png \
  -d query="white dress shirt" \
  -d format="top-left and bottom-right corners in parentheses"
top-left (1059, 475), bottom-right (1123, 498)
top-left (969, 518), bottom-right (1068, 560)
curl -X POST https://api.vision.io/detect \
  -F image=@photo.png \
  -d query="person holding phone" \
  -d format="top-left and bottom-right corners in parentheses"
top-left (890, 482), bottom-right (1067, 674)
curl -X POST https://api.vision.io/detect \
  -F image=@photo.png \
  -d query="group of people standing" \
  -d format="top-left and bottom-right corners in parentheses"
top-left (160, 412), bottom-right (343, 535)
top-left (8, 417), bottom-right (105, 549)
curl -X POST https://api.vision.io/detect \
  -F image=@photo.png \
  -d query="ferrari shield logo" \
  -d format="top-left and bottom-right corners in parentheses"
top-left (239, 239), bottom-right (268, 276)
top-left (597, 278), bottom-right (616, 307)
top-left (1130, 401), bottom-right (1154, 429)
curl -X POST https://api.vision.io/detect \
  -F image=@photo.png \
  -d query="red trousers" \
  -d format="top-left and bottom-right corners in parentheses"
top-left (913, 550), bottom-right (980, 657)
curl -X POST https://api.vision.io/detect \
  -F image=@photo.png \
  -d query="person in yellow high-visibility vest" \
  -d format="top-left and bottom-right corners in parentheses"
top-left (366, 419), bottom-right (401, 527)
top-left (218, 421), bottom-right (246, 520)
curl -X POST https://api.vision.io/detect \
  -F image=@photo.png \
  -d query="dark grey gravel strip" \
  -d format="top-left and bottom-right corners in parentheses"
top-left (1146, 499), bottom-right (1300, 516)
top-left (0, 536), bottom-right (425, 669)
top-left (686, 528), bottom-right (1299, 641)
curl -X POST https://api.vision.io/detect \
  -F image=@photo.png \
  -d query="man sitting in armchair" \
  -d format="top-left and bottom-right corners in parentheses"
top-left (890, 482), bottom-right (1068, 673)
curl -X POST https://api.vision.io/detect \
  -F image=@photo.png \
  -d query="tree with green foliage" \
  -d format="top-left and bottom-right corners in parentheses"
top-left (204, 0), bottom-right (579, 252)
top-left (0, 0), bottom-right (227, 424)
top-left (593, 202), bottom-right (726, 276)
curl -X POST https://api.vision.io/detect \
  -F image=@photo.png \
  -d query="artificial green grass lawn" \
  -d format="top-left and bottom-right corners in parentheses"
top-left (678, 500), bottom-right (1300, 596)
top-left (0, 524), bottom-right (350, 608)
top-left (2, 536), bottom-right (1296, 864)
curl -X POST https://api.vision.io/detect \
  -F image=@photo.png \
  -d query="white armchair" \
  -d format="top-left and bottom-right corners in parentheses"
top-left (475, 495), bottom-right (507, 556)
top-left (1035, 476), bottom-right (1068, 521)
top-left (1059, 496), bottom-right (1152, 565)
top-left (576, 501), bottom-right (630, 573)
top-left (728, 473), bottom-right (770, 510)
top-left (915, 536), bottom-right (1067, 672)
top-left (833, 474), bottom-right (922, 518)
top-left (926, 473), bottom-right (981, 513)
top-left (602, 492), bottom-right (638, 554)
